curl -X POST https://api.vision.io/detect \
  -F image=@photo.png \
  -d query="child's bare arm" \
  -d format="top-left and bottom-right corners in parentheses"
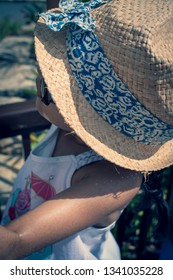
top-left (0, 162), bottom-right (142, 259)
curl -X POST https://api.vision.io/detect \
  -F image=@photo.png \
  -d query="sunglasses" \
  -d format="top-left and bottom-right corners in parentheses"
top-left (40, 78), bottom-right (55, 106)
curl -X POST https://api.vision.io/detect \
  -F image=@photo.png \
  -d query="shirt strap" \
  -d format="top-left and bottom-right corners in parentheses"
top-left (75, 150), bottom-right (103, 170)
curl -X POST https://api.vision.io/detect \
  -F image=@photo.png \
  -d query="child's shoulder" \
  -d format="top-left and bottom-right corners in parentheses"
top-left (73, 158), bottom-right (142, 192)
top-left (70, 159), bottom-right (142, 227)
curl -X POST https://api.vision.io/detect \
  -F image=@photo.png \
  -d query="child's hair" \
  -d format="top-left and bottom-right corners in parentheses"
top-left (141, 171), bottom-right (173, 241)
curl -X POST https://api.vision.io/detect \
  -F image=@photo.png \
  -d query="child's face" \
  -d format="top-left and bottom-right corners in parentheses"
top-left (36, 73), bottom-right (71, 132)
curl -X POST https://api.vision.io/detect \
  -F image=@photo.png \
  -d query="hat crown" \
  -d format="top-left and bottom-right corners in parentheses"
top-left (93, 0), bottom-right (173, 125)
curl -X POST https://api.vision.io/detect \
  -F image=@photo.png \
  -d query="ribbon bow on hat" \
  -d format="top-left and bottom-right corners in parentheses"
top-left (40, 0), bottom-right (110, 32)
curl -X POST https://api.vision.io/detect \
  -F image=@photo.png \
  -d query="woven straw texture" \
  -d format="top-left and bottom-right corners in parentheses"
top-left (34, 0), bottom-right (173, 172)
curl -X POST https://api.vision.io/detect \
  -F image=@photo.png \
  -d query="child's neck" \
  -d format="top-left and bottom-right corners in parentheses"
top-left (52, 128), bottom-right (90, 157)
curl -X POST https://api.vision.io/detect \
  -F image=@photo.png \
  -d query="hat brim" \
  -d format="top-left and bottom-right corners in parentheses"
top-left (34, 20), bottom-right (173, 172)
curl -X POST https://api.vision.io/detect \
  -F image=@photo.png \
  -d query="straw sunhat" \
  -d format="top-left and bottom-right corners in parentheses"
top-left (34, 0), bottom-right (173, 172)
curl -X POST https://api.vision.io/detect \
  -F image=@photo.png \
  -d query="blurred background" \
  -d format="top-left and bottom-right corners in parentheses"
top-left (0, 0), bottom-right (46, 104)
top-left (0, 0), bottom-right (173, 260)
top-left (0, 0), bottom-right (46, 228)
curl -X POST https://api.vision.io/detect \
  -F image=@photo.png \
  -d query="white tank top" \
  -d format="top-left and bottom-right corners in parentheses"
top-left (2, 125), bottom-right (121, 260)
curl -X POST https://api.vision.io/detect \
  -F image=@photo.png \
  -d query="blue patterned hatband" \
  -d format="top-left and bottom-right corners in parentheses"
top-left (40, 0), bottom-right (173, 145)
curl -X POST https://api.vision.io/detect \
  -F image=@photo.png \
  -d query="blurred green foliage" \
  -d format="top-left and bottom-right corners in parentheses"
top-left (112, 167), bottom-right (173, 259)
top-left (0, 19), bottom-right (21, 41)
top-left (22, 2), bottom-right (46, 24)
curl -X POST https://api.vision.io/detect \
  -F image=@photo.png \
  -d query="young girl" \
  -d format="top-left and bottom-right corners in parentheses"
top-left (0, 0), bottom-right (173, 260)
